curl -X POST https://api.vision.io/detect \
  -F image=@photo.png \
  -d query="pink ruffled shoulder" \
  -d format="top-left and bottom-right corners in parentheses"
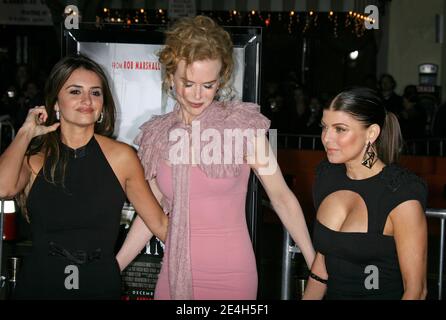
top-left (195, 101), bottom-right (271, 178)
top-left (134, 112), bottom-right (176, 181)
top-left (217, 100), bottom-right (271, 132)
top-left (134, 101), bottom-right (271, 181)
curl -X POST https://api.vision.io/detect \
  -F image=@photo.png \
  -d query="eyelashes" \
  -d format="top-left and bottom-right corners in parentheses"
top-left (183, 82), bottom-right (216, 89)
top-left (69, 90), bottom-right (102, 96)
top-left (319, 124), bottom-right (347, 133)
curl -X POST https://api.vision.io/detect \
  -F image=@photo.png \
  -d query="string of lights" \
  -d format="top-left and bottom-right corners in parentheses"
top-left (64, 8), bottom-right (377, 37)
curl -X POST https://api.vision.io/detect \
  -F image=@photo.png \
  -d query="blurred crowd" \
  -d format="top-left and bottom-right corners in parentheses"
top-left (262, 73), bottom-right (446, 140)
top-left (1, 64), bottom-right (446, 148)
top-left (0, 64), bottom-right (45, 132)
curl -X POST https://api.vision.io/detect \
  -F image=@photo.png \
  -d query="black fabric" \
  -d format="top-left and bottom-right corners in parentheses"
top-left (13, 136), bottom-right (126, 300)
top-left (312, 160), bottom-right (427, 300)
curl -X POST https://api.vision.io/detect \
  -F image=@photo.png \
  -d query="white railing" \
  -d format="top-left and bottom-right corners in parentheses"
top-left (404, 138), bottom-right (445, 157)
top-left (277, 133), bottom-right (446, 157)
top-left (426, 208), bottom-right (446, 300)
top-left (278, 134), bottom-right (322, 150)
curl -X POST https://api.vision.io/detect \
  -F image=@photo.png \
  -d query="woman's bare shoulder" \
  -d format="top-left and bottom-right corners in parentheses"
top-left (95, 135), bottom-right (138, 162)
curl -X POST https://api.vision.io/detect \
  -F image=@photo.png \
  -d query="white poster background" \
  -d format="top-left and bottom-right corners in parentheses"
top-left (79, 42), bottom-right (245, 146)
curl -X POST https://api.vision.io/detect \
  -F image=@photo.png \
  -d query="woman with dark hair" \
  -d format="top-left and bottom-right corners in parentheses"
top-left (0, 54), bottom-right (168, 299)
top-left (303, 87), bottom-right (428, 300)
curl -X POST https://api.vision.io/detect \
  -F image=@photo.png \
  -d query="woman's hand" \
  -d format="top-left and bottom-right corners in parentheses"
top-left (0, 105), bottom-right (59, 198)
top-left (20, 105), bottom-right (60, 138)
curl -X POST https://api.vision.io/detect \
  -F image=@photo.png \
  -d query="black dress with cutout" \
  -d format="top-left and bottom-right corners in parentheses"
top-left (13, 137), bottom-right (126, 299)
top-left (312, 160), bottom-right (427, 300)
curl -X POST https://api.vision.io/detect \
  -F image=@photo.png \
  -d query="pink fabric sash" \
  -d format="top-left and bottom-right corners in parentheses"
top-left (134, 100), bottom-right (270, 299)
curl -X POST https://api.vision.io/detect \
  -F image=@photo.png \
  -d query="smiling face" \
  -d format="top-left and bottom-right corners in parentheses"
top-left (171, 59), bottom-right (222, 124)
top-left (321, 109), bottom-right (379, 165)
top-left (55, 68), bottom-right (104, 128)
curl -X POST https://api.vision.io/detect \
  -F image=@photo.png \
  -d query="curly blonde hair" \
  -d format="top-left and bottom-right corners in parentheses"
top-left (159, 15), bottom-right (234, 99)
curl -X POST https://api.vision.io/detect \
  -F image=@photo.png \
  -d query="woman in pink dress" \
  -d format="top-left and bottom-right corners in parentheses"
top-left (117, 15), bottom-right (315, 300)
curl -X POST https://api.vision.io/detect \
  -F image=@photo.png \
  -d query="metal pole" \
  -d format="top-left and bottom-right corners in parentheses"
top-left (426, 208), bottom-right (446, 300)
top-left (247, 173), bottom-right (260, 257)
top-left (280, 229), bottom-right (302, 300)
top-left (0, 200), bottom-right (5, 289)
top-left (301, 38), bottom-right (308, 85)
top-left (11, 122), bottom-right (16, 139)
top-left (280, 229), bottom-right (292, 299)
top-left (261, 199), bottom-right (297, 299)
top-left (439, 218), bottom-right (444, 300)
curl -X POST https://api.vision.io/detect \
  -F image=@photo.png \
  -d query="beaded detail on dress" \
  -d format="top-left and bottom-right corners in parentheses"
top-left (379, 164), bottom-right (427, 193)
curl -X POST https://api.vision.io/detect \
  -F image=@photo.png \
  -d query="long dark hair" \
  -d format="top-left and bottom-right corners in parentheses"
top-left (18, 54), bottom-right (116, 219)
top-left (326, 87), bottom-right (402, 164)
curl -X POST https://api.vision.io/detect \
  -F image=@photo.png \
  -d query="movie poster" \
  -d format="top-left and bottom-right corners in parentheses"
top-left (79, 42), bottom-right (244, 146)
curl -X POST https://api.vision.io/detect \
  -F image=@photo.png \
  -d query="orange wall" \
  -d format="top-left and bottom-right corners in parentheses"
top-left (277, 150), bottom-right (446, 211)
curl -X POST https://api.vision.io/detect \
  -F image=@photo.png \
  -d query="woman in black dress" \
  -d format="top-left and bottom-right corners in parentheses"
top-left (303, 87), bottom-right (428, 300)
top-left (0, 55), bottom-right (168, 299)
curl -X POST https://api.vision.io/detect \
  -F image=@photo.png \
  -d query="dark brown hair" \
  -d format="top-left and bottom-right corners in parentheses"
top-left (17, 54), bottom-right (116, 219)
top-left (327, 87), bottom-right (403, 164)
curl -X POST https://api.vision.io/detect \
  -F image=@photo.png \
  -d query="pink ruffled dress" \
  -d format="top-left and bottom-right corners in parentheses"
top-left (134, 101), bottom-right (270, 299)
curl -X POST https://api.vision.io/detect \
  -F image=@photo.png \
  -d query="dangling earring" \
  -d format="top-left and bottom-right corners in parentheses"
top-left (56, 110), bottom-right (60, 120)
top-left (97, 112), bottom-right (104, 123)
top-left (361, 141), bottom-right (377, 169)
top-left (170, 84), bottom-right (177, 99)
